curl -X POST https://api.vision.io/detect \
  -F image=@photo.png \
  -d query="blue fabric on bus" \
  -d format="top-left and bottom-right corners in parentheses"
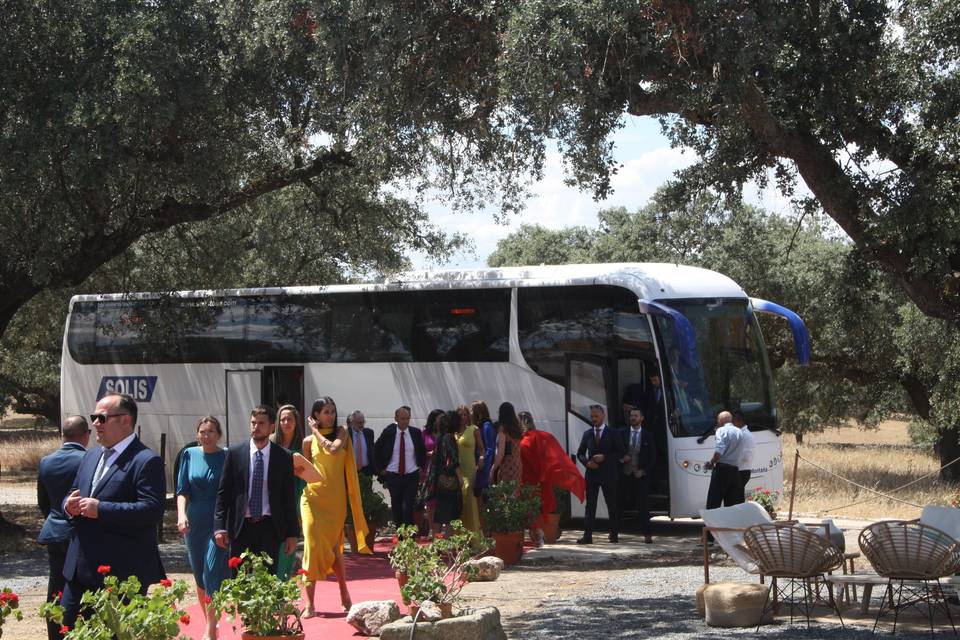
top-left (749, 298), bottom-right (811, 365)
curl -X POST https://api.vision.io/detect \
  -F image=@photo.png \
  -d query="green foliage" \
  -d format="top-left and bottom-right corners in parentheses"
top-left (40, 574), bottom-right (190, 640)
top-left (0, 588), bottom-right (24, 635)
top-left (482, 481), bottom-right (541, 534)
top-left (747, 488), bottom-right (781, 520)
top-left (211, 551), bottom-right (304, 637)
top-left (389, 522), bottom-right (490, 606)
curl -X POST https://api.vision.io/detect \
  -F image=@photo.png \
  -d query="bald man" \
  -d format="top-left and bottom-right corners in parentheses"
top-left (703, 410), bottom-right (745, 511)
top-left (37, 415), bottom-right (89, 640)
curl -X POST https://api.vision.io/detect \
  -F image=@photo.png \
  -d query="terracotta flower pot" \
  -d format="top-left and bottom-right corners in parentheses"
top-left (491, 530), bottom-right (523, 565)
top-left (396, 571), bottom-right (410, 604)
top-left (408, 602), bottom-right (453, 620)
top-left (542, 513), bottom-right (562, 544)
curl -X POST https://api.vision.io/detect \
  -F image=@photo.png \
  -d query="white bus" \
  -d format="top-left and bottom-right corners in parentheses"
top-left (60, 263), bottom-right (809, 518)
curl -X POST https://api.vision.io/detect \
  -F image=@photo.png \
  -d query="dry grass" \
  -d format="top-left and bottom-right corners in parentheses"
top-left (778, 420), bottom-right (952, 520)
top-left (0, 432), bottom-right (61, 475)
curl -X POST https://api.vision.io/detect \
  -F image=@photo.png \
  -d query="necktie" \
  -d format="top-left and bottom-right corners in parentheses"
top-left (250, 450), bottom-right (264, 518)
top-left (655, 387), bottom-right (661, 404)
top-left (594, 427), bottom-right (601, 454)
top-left (632, 430), bottom-right (640, 450)
top-left (399, 431), bottom-right (406, 475)
top-left (92, 448), bottom-right (115, 490)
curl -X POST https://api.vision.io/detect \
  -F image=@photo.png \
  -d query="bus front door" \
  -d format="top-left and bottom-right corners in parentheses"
top-left (565, 356), bottom-right (613, 520)
top-left (225, 369), bottom-right (261, 446)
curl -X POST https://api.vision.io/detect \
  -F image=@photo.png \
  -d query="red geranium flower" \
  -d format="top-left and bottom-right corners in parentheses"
top-left (55, 590), bottom-right (62, 600)
top-left (296, 568), bottom-right (308, 576)
top-left (97, 565), bottom-right (111, 574)
top-left (203, 594), bottom-right (212, 604)
top-left (179, 614), bottom-right (191, 625)
top-left (6, 592), bottom-right (19, 604)
top-left (159, 578), bottom-right (172, 587)
top-left (59, 625), bottom-right (70, 634)
top-left (391, 536), bottom-right (398, 544)
top-left (228, 556), bottom-right (242, 569)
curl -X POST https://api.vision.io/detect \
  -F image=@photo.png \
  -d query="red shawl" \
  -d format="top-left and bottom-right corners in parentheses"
top-left (520, 429), bottom-right (586, 518)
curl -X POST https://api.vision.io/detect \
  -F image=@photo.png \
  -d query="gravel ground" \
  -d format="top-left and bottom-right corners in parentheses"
top-left (497, 562), bottom-right (952, 639)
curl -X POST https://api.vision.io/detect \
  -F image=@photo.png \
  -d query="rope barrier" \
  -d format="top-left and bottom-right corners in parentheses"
top-left (793, 451), bottom-right (960, 512)
top-left (820, 453), bottom-right (960, 513)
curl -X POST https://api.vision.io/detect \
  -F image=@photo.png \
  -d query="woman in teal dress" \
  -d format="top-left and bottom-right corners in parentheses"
top-left (176, 416), bottom-right (228, 640)
top-left (271, 404), bottom-right (306, 579)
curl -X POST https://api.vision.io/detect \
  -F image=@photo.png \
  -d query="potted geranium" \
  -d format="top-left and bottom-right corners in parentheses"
top-left (41, 568), bottom-right (190, 639)
top-left (747, 487), bottom-right (780, 519)
top-left (390, 521), bottom-right (489, 620)
top-left (483, 481), bottom-right (541, 565)
top-left (388, 524), bottom-right (421, 602)
top-left (211, 551), bottom-right (305, 639)
top-left (1, 587), bottom-right (24, 636)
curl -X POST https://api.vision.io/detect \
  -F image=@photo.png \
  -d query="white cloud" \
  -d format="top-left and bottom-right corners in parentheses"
top-left (412, 142), bottom-right (695, 269)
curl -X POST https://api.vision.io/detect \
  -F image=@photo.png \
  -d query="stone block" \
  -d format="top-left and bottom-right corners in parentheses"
top-left (346, 599), bottom-right (401, 636)
top-left (465, 556), bottom-right (504, 582)
top-left (380, 606), bottom-right (507, 640)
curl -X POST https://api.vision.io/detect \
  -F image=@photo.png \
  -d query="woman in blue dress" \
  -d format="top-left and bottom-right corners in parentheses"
top-left (177, 416), bottom-right (228, 640)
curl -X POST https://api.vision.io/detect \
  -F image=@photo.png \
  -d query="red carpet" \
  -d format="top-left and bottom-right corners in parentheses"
top-left (178, 542), bottom-right (403, 640)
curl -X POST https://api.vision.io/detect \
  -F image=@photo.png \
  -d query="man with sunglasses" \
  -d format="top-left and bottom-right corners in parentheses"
top-left (61, 393), bottom-right (166, 631)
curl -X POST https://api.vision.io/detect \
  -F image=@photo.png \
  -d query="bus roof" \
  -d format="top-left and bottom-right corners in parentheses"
top-left (68, 262), bottom-right (746, 305)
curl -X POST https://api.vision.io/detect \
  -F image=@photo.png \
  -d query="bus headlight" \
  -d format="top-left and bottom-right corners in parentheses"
top-left (681, 460), bottom-right (689, 469)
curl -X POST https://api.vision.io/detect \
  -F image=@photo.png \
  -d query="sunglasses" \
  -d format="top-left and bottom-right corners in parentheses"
top-left (90, 413), bottom-right (128, 424)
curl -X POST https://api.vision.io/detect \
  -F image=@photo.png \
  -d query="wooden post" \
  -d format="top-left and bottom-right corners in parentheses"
top-left (787, 449), bottom-right (800, 522)
top-left (158, 432), bottom-right (166, 543)
top-left (702, 527), bottom-right (710, 584)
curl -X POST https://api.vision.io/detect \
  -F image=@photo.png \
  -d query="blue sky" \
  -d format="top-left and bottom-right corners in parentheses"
top-left (411, 115), bottom-right (797, 269)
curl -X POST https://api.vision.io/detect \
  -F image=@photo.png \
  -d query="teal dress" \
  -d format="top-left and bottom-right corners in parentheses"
top-left (176, 447), bottom-right (228, 594)
top-left (276, 443), bottom-right (306, 580)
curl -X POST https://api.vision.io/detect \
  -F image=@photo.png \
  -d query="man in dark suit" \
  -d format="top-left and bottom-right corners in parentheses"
top-left (37, 415), bottom-right (89, 640)
top-left (619, 408), bottom-right (657, 543)
top-left (214, 404), bottom-right (298, 573)
top-left (347, 410), bottom-right (377, 476)
top-left (61, 394), bottom-right (166, 630)
top-left (374, 406), bottom-right (426, 528)
top-left (576, 404), bottom-right (626, 544)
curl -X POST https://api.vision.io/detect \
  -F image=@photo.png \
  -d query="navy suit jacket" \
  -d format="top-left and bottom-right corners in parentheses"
top-left (37, 442), bottom-right (86, 545)
top-left (620, 427), bottom-right (656, 476)
top-left (63, 438), bottom-right (166, 587)
top-left (576, 424), bottom-right (626, 483)
top-left (213, 441), bottom-right (298, 543)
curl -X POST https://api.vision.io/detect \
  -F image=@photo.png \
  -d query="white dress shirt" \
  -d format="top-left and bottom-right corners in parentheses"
top-left (386, 428), bottom-right (418, 474)
top-left (246, 440), bottom-right (272, 517)
top-left (714, 422), bottom-right (744, 466)
top-left (739, 425), bottom-right (756, 470)
top-left (92, 432), bottom-right (136, 490)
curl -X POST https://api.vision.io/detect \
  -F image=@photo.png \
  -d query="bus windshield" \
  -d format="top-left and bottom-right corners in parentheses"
top-left (653, 298), bottom-right (776, 437)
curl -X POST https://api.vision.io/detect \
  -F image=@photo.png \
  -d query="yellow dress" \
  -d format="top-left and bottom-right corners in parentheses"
top-left (301, 428), bottom-right (371, 582)
top-left (456, 424), bottom-right (481, 532)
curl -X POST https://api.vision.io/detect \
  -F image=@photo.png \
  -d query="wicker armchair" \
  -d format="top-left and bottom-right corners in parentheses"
top-left (859, 520), bottom-right (960, 635)
top-left (743, 522), bottom-right (846, 630)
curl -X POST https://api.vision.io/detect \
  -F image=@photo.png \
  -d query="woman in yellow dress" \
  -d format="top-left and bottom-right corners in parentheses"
top-left (300, 396), bottom-right (371, 617)
top-left (455, 403), bottom-right (485, 532)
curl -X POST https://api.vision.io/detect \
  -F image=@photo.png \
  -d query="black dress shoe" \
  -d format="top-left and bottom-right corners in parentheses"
top-left (608, 534), bottom-right (619, 543)
top-left (644, 535), bottom-right (653, 544)
top-left (576, 536), bottom-right (593, 544)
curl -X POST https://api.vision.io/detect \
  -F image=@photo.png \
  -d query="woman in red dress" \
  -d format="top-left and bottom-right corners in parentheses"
top-left (519, 411), bottom-right (585, 546)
